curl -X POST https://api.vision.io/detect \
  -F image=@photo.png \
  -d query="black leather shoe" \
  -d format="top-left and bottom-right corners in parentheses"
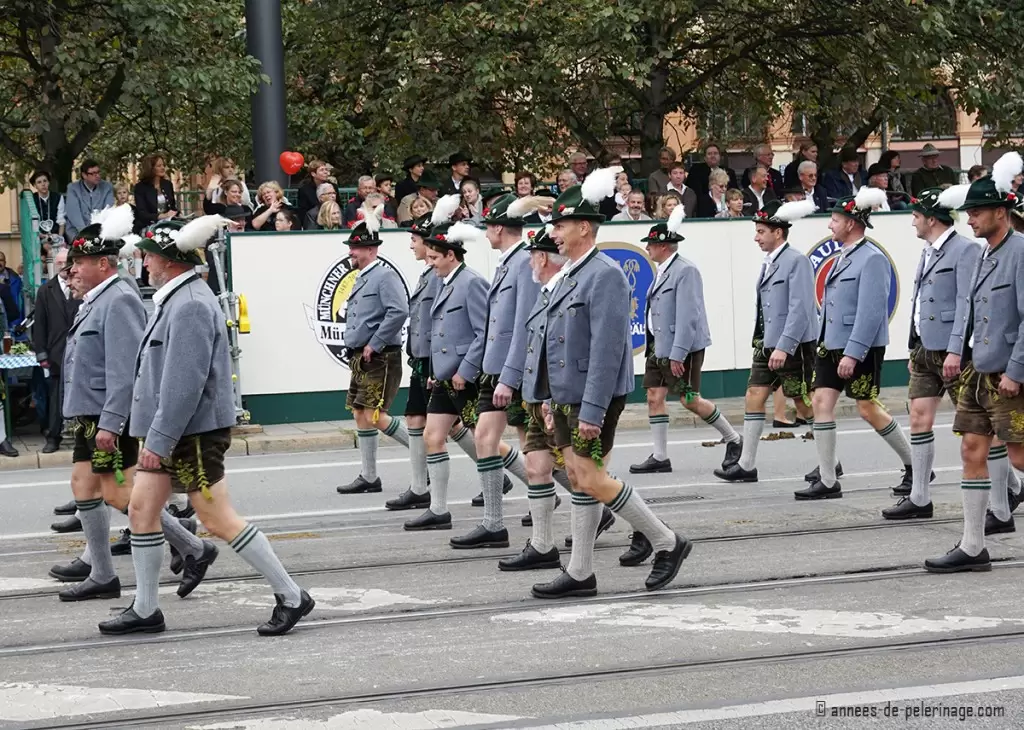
top-left (772, 419), bottom-right (796, 428)
top-left (794, 480), bottom-right (842, 500)
top-left (619, 531), bottom-right (654, 566)
top-left (892, 467), bottom-right (936, 497)
top-left (646, 535), bottom-right (692, 591)
top-left (521, 495), bottom-right (561, 526)
top-left (337, 475), bottom-right (383, 494)
top-left (882, 497), bottom-right (933, 520)
top-left (713, 462), bottom-right (758, 483)
top-left (924, 546), bottom-right (991, 573)
top-left (110, 529), bottom-right (132, 556)
top-left (498, 541), bottom-right (561, 571)
top-left (385, 488), bottom-right (431, 511)
top-left (403, 509), bottom-right (452, 531)
top-left (805, 462), bottom-right (843, 483)
top-left (166, 502), bottom-right (195, 519)
top-left (450, 525), bottom-right (510, 549)
top-left (722, 439), bottom-right (742, 469)
top-left (41, 440), bottom-right (60, 454)
top-left (51, 515), bottom-right (82, 533)
top-left (53, 500), bottom-right (77, 516)
top-left (169, 517), bottom-right (198, 575)
top-left (629, 455), bottom-right (672, 474)
top-left (178, 541), bottom-right (219, 598)
top-left (984, 512), bottom-right (1015, 536)
top-left (0, 439), bottom-right (18, 458)
top-left (1009, 485), bottom-right (1022, 514)
top-left (99, 605), bottom-right (166, 635)
top-left (257, 590), bottom-right (315, 636)
top-left (472, 474), bottom-right (514, 506)
top-left (59, 576), bottom-right (121, 602)
top-left (564, 506), bottom-right (616, 547)
top-left (49, 558), bottom-right (92, 582)
top-left (531, 570), bottom-right (597, 599)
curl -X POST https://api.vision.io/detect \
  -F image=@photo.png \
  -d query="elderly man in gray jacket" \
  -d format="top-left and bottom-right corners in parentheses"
top-left (715, 199), bottom-right (818, 484)
top-left (528, 169), bottom-right (691, 600)
top-left (797, 189), bottom-right (913, 501)
top-left (99, 216), bottom-right (313, 637)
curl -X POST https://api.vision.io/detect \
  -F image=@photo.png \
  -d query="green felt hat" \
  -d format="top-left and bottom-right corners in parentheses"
top-left (754, 198), bottom-right (817, 230)
top-left (525, 226), bottom-right (558, 254)
top-left (909, 187), bottom-right (956, 224)
top-left (639, 222), bottom-right (684, 244)
top-left (139, 215), bottom-right (228, 266)
top-left (831, 188), bottom-right (887, 229)
top-left (549, 184), bottom-right (605, 223)
top-left (483, 194), bottom-right (550, 226)
top-left (345, 219), bottom-right (382, 248)
top-left (425, 221), bottom-right (486, 254)
top-left (69, 204), bottom-right (135, 259)
top-left (416, 169), bottom-right (441, 190)
top-left (958, 176), bottom-right (1017, 210)
top-left (408, 213), bottom-right (432, 239)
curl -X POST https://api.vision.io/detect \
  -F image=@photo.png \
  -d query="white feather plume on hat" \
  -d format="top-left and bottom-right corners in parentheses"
top-left (175, 215), bottom-right (231, 253)
top-left (431, 194), bottom-right (462, 226)
top-left (445, 221), bottom-right (487, 247)
top-left (992, 151), bottom-right (1023, 194)
top-left (853, 186), bottom-right (887, 212)
top-left (937, 184), bottom-right (970, 211)
top-left (581, 166), bottom-right (622, 205)
top-left (118, 234), bottom-right (140, 260)
top-left (666, 203), bottom-right (686, 235)
top-left (364, 204), bottom-right (384, 236)
top-left (773, 199), bottom-right (817, 223)
top-left (506, 195), bottom-right (550, 219)
top-left (544, 223), bottom-right (554, 235)
top-left (93, 204), bottom-right (135, 242)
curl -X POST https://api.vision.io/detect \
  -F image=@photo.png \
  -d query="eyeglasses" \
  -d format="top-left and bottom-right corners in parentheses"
top-left (84, 169), bottom-right (100, 176)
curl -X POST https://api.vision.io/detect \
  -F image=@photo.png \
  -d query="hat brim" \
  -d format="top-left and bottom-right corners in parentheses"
top-left (403, 156), bottom-right (426, 170)
top-left (753, 218), bottom-right (791, 230)
top-left (640, 233), bottom-right (685, 243)
top-left (958, 199), bottom-right (1014, 211)
top-left (549, 211), bottom-right (606, 223)
top-left (834, 209), bottom-right (874, 229)
top-left (68, 244), bottom-right (121, 259)
top-left (136, 238), bottom-right (203, 265)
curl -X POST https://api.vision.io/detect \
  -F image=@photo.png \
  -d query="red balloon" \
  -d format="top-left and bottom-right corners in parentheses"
top-left (279, 151), bottom-right (305, 176)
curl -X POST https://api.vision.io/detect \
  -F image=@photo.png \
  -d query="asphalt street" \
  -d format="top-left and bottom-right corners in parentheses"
top-left (1, 414), bottom-right (1022, 729)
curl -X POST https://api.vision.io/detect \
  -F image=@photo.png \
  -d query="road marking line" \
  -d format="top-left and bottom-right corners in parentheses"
top-left (190, 709), bottom-right (524, 730)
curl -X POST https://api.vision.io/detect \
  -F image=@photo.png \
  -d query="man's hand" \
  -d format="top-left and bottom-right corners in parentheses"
top-left (39, 360), bottom-right (50, 371)
top-left (943, 353), bottom-right (962, 381)
top-left (578, 420), bottom-right (602, 441)
top-left (998, 374), bottom-right (1021, 398)
top-left (362, 344), bottom-right (375, 362)
top-left (670, 359), bottom-right (686, 378)
top-left (493, 383), bottom-right (513, 408)
top-left (837, 355), bottom-right (858, 379)
top-left (427, 377), bottom-right (436, 390)
top-left (542, 402), bottom-right (554, 432)
top-left (768, 349), bottom-right (788, 371)
top-left (95, 429), bottom-right (117, 453)
top-left (452, 373), bottom-right (467, 391)
top-left (139, 447), bottom-right (162, 470)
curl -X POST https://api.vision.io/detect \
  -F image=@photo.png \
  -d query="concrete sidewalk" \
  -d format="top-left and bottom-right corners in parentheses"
top-left (0, 386), bottom-right (952, 471)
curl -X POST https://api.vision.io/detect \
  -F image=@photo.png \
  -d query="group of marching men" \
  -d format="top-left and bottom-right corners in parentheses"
top-left (339, 151), bottom-right (1024, 588)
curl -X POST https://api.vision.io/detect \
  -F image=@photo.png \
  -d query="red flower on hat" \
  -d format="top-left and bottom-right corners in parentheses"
top-left (72, 238), bottom-right (84, 248)
top-left (527, 229), bottom-right (536, 239)
top-left (910, 197), bottom-right (919, 204)
top-left (483, 207), bottom-right (490, 217)
top-left (558, 204), bottom-right (566, 212)
top-left (1008, 192), bottom-right (1018, 202)
top-left (843, 200), bottom-right (856, 212)
top-left (755, 210), bottom-right (768, 219)
top-left (436, 234), bottom-right (446, 242)
top-left (144, 231), bottom-right (155, 239)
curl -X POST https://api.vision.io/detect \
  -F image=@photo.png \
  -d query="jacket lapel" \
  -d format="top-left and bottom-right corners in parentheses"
top-left (921, 246), bottom-right (946, 279)
top-left (648, 255), bottom-right (678, 299)
top-left (431, 264), bottom-right (463, 316)
top-left (550, 248), bottom-right (597, 310)
top-left (410, 269), bottom-right (431, 302)
top-left (973, 255), bottom-right (998, 293)
top-left (826, 241), bottom-right (862, 283)
top-left (760, 244), bottom-right (788, 287)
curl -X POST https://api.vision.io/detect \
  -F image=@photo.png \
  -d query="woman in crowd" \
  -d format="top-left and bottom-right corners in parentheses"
top-left (399, 195), bottom-right (434, 227)
top-left (297, 160), bottom-right (335, 222)
top-left (614, 170), bottom-right (632, 212)
top-left (205, 157), bottom-right (253, 211)
top-left (716, 189), bottom-right (746, 218)
top-left (315, 201), bottom-right (343, 230)
top-left (654, 192), bottom-right (682, 219)
top-left (458, 177), bottom-right (484, 223)
top-left (696, 169), bottom-right (730, 218)
top-left (274, 210), bottom-right (300, 231)
top-left (203, 178), bottom-right (253, 231)
top-left (515, 172), bottom-right (537, 198)
top-left (783, 141), bottom-right (818, 189)
top-left (878, 150), bottom-right (906, 196)
top-left (134, 153), bottom-right (177, 230)
top-left (251, 181), bottom-right (292, 231)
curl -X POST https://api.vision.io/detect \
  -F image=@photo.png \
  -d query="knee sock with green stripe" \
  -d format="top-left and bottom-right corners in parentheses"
top-left (131, 532), bottom-right (165, 618)
top-left (230, 523), bottom-right (302, 608)
top-left (987, 446), bottom-right (1012, 521)
top-left (566, 493), bottom-right (601, 580)
top-left (553, 469), bottom-right (573, 492)
top-left (427, 451), bottom-right (450, 514)
top-left (877, 418), bottom-right (912, 466)
top-left (159, 509), bottom-right (204, 560)
top-left (528, 483), bottom-right (557, 553)
top-left (452, 425), bottom-right (477, 461)
top-left (813, 421), bottom-right (838, 486)
top-left (608, 482), bottom-right (677, 552)
top-left (382, 417), bottom-right (410, 448)
top-left (649, 414), bottom-right (670, 461)
top-left (478, 455), bottom-right (505, 531)
top-left (408, 427), bottom-right (429, 495)
top-left (960, 479), bottom-right (990, 556)
top-left (357, 428), bottom-right (379, 481)
top-left (703, 407), bottom-right (740, 444)
top-left (77, 499), bottom-right (115, 583)
top-left (909, 431), bottom-right (935, 507)
top-left (738, 412), bottom-right (766, 470)
top-left (502, 445), bottom-right (528, 486)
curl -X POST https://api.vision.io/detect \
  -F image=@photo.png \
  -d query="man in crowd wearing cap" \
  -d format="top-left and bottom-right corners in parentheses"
top-left (631, 206), bottom-right (744, 478)
top-left (101, 216), bottom-right (313, 636)
top-left (451, 195), bottom-right (544, 549)
top-left (715, 199), bottom-right (818, 483)
top-left (883, 188), bottom-right (981, 521)
top-left (926, 165), bottom-right (1024, 572)
top-left (335, 214), bottom-right (411, 497)
top-left (396, 155), bottom-right (427, 203)
top-left (798, 189), bottom-right (915, 500)
top-left (529, 168), bottom-right (691, 599)
top-left (823, 149), bottom-right (867, 203)
top-left (441, 151), bottom-right (472, 196)
top-left (911, 144), bottom-right (958, 197)
top-left (866, 163), bottom-right (909, 211)
top-left (404, 214), bottom-right (490, 532)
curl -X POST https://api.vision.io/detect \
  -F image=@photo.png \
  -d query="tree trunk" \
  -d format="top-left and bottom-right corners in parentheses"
top-left (639, 64), bottom-right (669, 177)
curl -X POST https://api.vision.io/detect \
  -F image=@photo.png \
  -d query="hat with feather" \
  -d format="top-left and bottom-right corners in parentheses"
top-left (483, 194), bottom-right (551, 227)
top-left (526, 224), bottom-right (558, 254)
top-left (424, 194), bottom-right (470, 251)
top-left (139, 215), bottom-right (230, 266)
top-left (408, 213), bottom-right (433, 241)
top-left (346, 205), bottom-right (384, 247)
top-left (549, 166), bottom-right (621, 223)
top-left (69, 204), bottom-right (135, 259)
top-left (958, 151), bottom-right (1022, 210)
top-left (912, 186), bottom-right (964, 224)
top-left (640, 203), bottom-right (686, 243)
top-left (754, 198), bottom-right (817, 230)
top-left (831, 187), bottom-right (888, 229)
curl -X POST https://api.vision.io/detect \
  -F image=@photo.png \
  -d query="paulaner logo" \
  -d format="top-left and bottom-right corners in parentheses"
top-left (598, 242), bottom-right (655, 355)
top-left (807, 237), bottom-right (900, 322)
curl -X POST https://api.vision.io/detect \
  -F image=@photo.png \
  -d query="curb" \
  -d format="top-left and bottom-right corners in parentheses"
top-left (0, 396), bottom-right (951, 472)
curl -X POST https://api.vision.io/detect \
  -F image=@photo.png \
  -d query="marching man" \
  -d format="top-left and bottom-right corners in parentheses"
top-left (715, 199), bottom-right (818, 483)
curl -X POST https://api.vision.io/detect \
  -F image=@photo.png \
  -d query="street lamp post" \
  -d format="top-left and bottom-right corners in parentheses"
top-left (245, 0), bottom-right (288, 186)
